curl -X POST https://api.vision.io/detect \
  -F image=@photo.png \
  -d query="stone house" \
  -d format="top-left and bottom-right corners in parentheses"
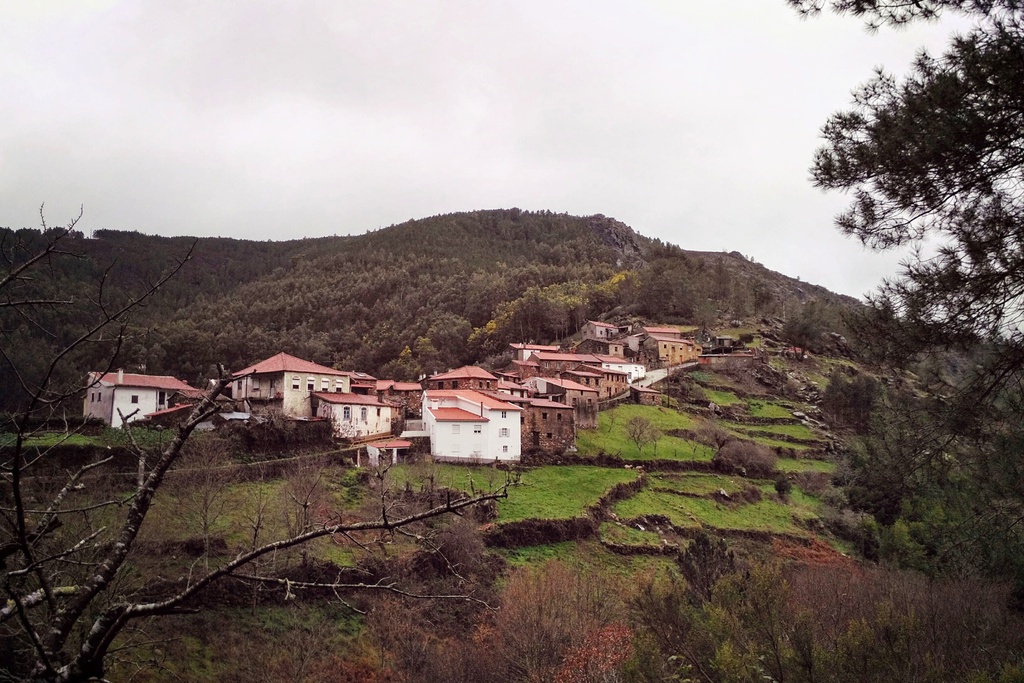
top-left (581, 320), bottom-right (622, 341)
top-left (641, 335), bottom-right (702, 366)
top-left (375, 379), bottom-right (424, 418)
top-left (509, 343), bottom-right (561, 361)
top-left (630, 385), bottom-right (663, 406)
top-left (425, 366), bottom-right (498, 391)
top-left (232, 352), bottom-right (352, 418)
top-left (84, 370), bottom-right (198, 428)
top-left (576, 337), bottom-right (626, 358)
top-left (500, 396), bottom-right (576, 454)
top-left (521, 376), bottom-right (599, 429)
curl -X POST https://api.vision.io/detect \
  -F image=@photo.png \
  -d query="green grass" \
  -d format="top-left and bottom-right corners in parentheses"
top-left (391, 463), bottom-right (639, 522)
top-left (499, 541), bottom-right (578, 566)
top-left (577, 405), bottom-right (714, 461)
top-left (704, 389), bottom-right (743, 406)
top-left (776, 458), bottom-right (835, 474)
top-left (725, 422), bottom-right (819, 440)
top-left (613, 488), bottom-right (814, 537)
top-left (746, 400), bottom-right (795, 419)
top-left (0, 432), bottom-right (100, 447)
top-left (649, 473), bottom-right (747, 495)
top-left (599, 521), bottom-right (664, 547)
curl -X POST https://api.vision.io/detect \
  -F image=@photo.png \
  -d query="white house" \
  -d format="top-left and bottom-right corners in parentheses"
top-left (314, 392), bottom-right (395, 440)
top-left (422, 389), bottom-right (522, 462)
top-left (83, 370), bottom-right (198, 428)
top-left (232, 352), bottom-right (352, 418)
top-left (591, 355), bottom-right (647, 383)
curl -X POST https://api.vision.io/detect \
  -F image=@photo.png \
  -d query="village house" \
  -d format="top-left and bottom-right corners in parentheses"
top-left (528, 351), bottom-right (603, 376)
top-left (508, 342), bottom-right (561, 361)
top-left (641, 335), bottom-right (702, 366)
top-left (581, 320), bottom-right (628, 341)
top-left (84, 370), bottom-right (198, 428)
top-left (639, 325), bottom-right (683, 338)
top-left (575, 337), bottom-right (626, 358)
top-left (425, 365), bottom-right (498, 391)
top-left (422, 389), bottom-right (522, 462)
top-left (591, 355), bottom-right (646, 383)
top-left (630, 385), bottom-right (664, 406)
top-left (375, 379), bottom-right (424, 418)
top-left (499, 395), bottom-right (576, 454)
top-left (362, 439), bottom-right (413, 467)
top-left (314, 392), bottom-right (395, 440)
top-left (521, 376), bottom-right (599, 429)
top-left (232, 352), bottom-right (352, 418)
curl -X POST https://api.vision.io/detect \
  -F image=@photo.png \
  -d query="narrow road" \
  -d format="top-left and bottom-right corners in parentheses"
top-left (636, 361), bottom-right (698, 388)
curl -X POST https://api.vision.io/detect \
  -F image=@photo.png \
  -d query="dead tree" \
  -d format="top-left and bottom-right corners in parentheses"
top-left (0, 211), bottom-right (508, 682)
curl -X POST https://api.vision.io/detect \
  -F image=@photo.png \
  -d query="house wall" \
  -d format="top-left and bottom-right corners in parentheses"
top-left (423, 394), bottom-right (522, 462)
top-left (109, 387), bottom-right (162, 428)
top-left (521, 406), bottom-right (575, 453)
top-left (236, 371), bottom-right (351, 418)
top-left (318, 402), bottom-right (393, 439)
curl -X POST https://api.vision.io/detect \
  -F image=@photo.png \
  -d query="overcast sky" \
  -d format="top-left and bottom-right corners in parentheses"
top-left (1, 1), bottom-right (970, 299)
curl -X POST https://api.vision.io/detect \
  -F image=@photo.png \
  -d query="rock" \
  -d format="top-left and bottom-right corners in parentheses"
top-left (792, 411), bottom-right (807, 419)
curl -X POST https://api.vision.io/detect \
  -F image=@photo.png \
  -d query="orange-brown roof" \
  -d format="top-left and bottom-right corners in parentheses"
top-left (376, 380), bottom-right (423, 392)
top-left (429, 365), bottom-right (498, 382)
top-left (368, 439), bottom-right (413, 449)
top-left (143, 404), bottom-right (192, 418)
top-left (233, 352), bottom-right (349, 378)
top-left (586, 320), bottom-right (619, 329)
top-left (425, 389), bottom-right (523, 411)
top-left (531, 352), bottom-right (601, 364)
top-left (94, 372), bottom-right (195, 392)
top-left (509, 343), bottom-right (560, 352)
top-left (535, 377), bottom-right (599, 394)
top-left (429, 407), bottom-right (489, 422)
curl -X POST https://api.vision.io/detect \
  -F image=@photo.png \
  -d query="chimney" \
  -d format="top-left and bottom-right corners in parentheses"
top-left (117, 368), bottom-right (124, 384)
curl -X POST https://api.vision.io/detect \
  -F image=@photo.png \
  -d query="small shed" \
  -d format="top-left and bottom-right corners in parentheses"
top-left (363, 439), bottom-right (413, 467)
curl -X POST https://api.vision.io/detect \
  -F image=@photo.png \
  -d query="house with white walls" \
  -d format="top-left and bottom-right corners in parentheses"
top-left (232, 352), bottom-right (352, 418)
top-left (422, 389), bottom-right (522, 462)
top-left (314, 392), bottom-right (395, 440)
top-left (83, 370), bottom-right (199, 428)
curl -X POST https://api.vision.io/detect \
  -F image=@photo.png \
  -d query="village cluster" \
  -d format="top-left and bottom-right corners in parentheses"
top-left (83, 321), bottom-right (756, 464)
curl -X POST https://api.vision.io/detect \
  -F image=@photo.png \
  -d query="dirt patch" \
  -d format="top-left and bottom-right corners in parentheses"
top-left (772, 537), bottom-right (856, 568)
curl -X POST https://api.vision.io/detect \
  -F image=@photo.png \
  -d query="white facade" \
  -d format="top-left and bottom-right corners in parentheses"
top-left (595, 358), bottom-right (646, 383)
top-left (315, 394), bottom-right (394, 440)
top-left (83, 371), bottom-right (193, 428)
top-left (423, 390), bottom-right (522, 462)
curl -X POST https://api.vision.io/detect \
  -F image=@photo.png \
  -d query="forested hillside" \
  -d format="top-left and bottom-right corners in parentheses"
top-left (0, 209), bottom-right (854, 409)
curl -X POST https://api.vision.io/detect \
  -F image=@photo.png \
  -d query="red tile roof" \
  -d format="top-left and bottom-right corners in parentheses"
top-left (429, 407), bottom-right (489, 422)
top-left (509, 343), bottom-right (560, 352)
top-left (535, 377), bottom-right (598, 394)
top-left (646, 334), bottom-right (695, 343)
top-left (531, 352), bottom-right (601, 364)
top-left (376, 380), bottom-right (423, 392)
top-left (643, 326), bottom-right (682, 335)
top-left (586, 320), bottom-right (619, 329)
top-left (368, 439), bottom-right (413, 449)
top-left (233, 352), bottom-right (350, 378)
top-left (95, 372), bottom-right (195, 392)
top-left (425, 389), bottom-right (523, 411)
top-left (502, 396), bottom-right (572, 410)
top-left (428, 366), bottom-right (498, 382)
top-left (143, 404), bottom-right (192, 418)
top-left (313, 392), bottom-right (388, 407)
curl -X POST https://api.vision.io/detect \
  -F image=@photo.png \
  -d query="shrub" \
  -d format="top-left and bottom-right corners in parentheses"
top-left (713, 440), bottom-right (778, 478)
top-left (774, 475), bottom-right (792, 498)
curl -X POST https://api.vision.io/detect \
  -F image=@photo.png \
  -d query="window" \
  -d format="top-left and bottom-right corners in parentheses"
top-left (307, 378), bottom-right (315, 392)
top-left (321, 378), bottom-right (329, 390)
top-left (335, 378), bottom-right (345, 391)
top-left (292, 375), bottom-right (300, 390)
top-left (502, 445), bottom-right (509, 453)
top-left (542, 412), bottom-right (548, 420)
top-left (376, 408), bottom-right (381, 417)
top-left (235, 381), bottom-right (242, 393)
top-left (253, 378), bottom-right (260, 389)
top-left (546, 432), bottom-right (552, 439)
top-left (158, 391), bottom-right (166, 405)
top-left (452, 424), bottom-right (461, 434)
top-left (130, 395), bottom-right (139, 404)
top-left (556, 413), bottom-right (563, 421)
top-left (360, 407), bottom-right (367, 421)
top-left (499, 427), bottom-right (509, 438)
top-left (473, 424), bottom-right (482, 434)
top-left (343, 406), bottom-right (351, 421)
top-left (501, 411), bottom-right (507, 419)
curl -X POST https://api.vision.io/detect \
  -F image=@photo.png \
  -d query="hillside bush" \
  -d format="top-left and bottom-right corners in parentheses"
top-left (712, 440), bottom-right (778, 478)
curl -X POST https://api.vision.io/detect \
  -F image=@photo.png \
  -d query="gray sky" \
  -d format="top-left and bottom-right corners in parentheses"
top-left (1, 1), bottom-right (969, 299)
